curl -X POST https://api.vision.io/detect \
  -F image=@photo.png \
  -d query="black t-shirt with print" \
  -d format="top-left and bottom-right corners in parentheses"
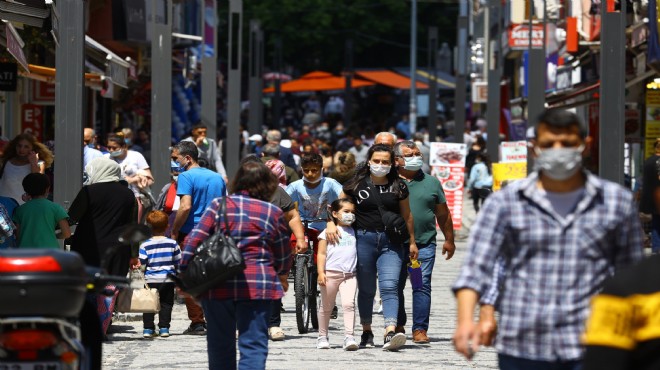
top-left (344, 178), bottom-right (409, 231)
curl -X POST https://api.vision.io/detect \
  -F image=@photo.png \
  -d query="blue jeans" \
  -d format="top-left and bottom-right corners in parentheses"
top-left (652, 214), bottom-right (660, 253)
top-left (498, 354), bottom-right (582, 370)
top-left (201, 299), bottom-right (272, 370)
top-left (396, 243), bottom-right (436, 331)
top-left (356, 229), bottom-right (405, 328)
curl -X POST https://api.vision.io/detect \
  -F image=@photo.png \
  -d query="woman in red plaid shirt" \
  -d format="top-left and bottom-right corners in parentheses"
top-left (180, 161), bottom-right (292, 370)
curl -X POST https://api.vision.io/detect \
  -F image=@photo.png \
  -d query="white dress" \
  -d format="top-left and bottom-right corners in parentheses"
top-left (0, 162), bottom-right (33, 204)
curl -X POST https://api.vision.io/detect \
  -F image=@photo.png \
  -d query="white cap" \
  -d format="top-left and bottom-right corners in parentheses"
top-left (280, 139), bottom-right (292, 148)
top-left (248, 134), bottom-right (263, 142)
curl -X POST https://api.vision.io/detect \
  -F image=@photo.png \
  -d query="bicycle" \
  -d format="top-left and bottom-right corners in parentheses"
top-left (290, 218), bottom-right (326, 334)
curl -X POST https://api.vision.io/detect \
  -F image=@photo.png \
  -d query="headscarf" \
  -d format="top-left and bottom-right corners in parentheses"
top-left (84, 157), bottom-right (121, 185)
top-left (264, 159), bottom-right (287, 189)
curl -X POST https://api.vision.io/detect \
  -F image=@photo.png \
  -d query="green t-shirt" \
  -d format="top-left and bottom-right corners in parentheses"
top-left (13, 198), bottom-right (68, 249)
top-left (405, 171), bottom-right (447, 245)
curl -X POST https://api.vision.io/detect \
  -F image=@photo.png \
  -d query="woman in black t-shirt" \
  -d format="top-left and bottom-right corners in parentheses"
top-left (328, 144), bottom-right (418, 351)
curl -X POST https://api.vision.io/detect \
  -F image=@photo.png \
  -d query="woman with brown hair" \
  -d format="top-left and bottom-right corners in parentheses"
top-left (329, 151), bottom-right (357, 185)
top-left (180, 161), bottom-right (292, 370)
top-left (0, 133), bottom-right (53, 204)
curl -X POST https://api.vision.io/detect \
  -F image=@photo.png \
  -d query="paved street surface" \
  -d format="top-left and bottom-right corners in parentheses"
top-left (103, 198), bottom-right (498, 369)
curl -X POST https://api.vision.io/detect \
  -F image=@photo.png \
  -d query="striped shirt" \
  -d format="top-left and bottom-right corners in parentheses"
top-left (453, 171), bottom-right (644, 361)
top-left (180, 194), bottom-right (292, 300)
top-left (139, 237), bottom-right (181, 283)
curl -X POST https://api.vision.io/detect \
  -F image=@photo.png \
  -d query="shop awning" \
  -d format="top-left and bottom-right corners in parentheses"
top-left (85, 36), bottom-right (130, 88)
top-left (393, 68), bottom-right (456, 90)
top-left (19, 64), bottom-right (102, 88)
top-left (355, 70), bottom-right (428, 90)
top-left (263, 71), bottom-right (374, 93)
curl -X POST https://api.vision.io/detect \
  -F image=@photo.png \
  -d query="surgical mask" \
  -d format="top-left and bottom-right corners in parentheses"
top-left (340, 213), bottom-right (355, 225)
top-left (369, 163), bottom-right (390, 177)
top-left (125, 138), bottom-right (132, 146)
top-left (110, 149), bottom-right (123, 158)
top-left (534, 145), bottom-right (584, 181)
top-left (403, 156), bottom-right (424, 172)
top-left (172, 175), bottom-right (178, 182)
top-left (303, 175), bottom-right (322, 184)
top-left (176, 160), bottom-right (189, 173)
top-left (86, 143), bottom-right (95, 149)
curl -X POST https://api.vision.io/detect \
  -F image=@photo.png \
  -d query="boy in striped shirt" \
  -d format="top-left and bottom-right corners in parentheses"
top-left (139, 210), bottom-right (181, 338)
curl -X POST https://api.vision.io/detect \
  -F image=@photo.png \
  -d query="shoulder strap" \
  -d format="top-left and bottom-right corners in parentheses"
top-left (221, 196), bottom-right (230, 234)
top-left (365, 177), bottom-right (387, 217)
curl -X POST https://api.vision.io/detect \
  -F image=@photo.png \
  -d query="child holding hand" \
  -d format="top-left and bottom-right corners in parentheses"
top-left (316, 198), bottom-right (358, 351)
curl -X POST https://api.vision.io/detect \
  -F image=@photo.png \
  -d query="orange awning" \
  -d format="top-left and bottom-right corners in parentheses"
top-left (19, 64), bottom-right (102, 88)
top-left (355, 70), bottom-right (428, 90)
top-left (263, 71), bottom-right (374, 93)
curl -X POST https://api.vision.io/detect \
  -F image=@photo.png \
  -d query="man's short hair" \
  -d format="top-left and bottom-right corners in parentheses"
top-left (374, 132), bottom-right (397, 145)
top-left (301, 153), bottom-right (323, 168)
top-left (262, 143), bottom-right (281, 158)
top-left (266, 130), bottom-right (282, 142)
top-left (537, 109), bottom-right (587, 138)
top-left (146, 210), bottom-right (169, 234)
top-left (192, 122), bottom-right (207, 131)
top-left (23, 173), bottom-right (50, 197)
top-left (393, 140), bottom-right (418, 158)
top-left (174, 141), bottom-right (199, 162)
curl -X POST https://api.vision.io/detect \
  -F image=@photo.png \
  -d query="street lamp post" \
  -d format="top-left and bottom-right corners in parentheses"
top-left (201, 0), bottom-right (218, 142)
top-left (410, 0), bottom-right (418, 135)
top-left (248, 20), bottom-right (263, 135)
top-left (226, 0), bottom-right (243, 178)
top-left (453, 0), bottom-right (469, 144)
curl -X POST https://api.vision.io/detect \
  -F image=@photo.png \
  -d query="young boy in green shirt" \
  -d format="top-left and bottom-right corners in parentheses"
top-left (13, 173), bottom-right (71, 248)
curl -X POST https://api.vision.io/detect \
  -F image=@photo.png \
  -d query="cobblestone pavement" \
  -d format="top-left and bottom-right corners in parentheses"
top-left (103, 200), bottom-right (499, 369)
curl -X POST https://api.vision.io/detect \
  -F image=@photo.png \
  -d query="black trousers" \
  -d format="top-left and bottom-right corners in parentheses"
top-left (472, 187), bottom-right (492, 212)
top-left (268, 298), bottom-right (282, 327)
top-left (142, 282), bottom-right (176, 329)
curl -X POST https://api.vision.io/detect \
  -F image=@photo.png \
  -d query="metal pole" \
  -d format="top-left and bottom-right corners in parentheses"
top-left (485, 0), bottom-right (501, 160)
top-left (428, 27), bottom-right (438, 142)
top-left (344, 39), bottom-right (353, 127)
top-left (202, 0), bottom-right (218, 142)
top-left (599, 0), bottom-right (625, 184)
top-left (527, 0), bottom-right (546, 173)
top-left (409, 0), bottom-right (418, 134)
top-left (454, 0), bottom-right (469, 143)
top-left (226, 0), bottom-right (243, 179)
top-left (248, 20), bottom-right (263, 134)
top-left (150, 0), bottom-right (172, 192)
top-left (54, 0), bottom-right (84, 209)
top-left (273, 38), bottom-right (282, 129)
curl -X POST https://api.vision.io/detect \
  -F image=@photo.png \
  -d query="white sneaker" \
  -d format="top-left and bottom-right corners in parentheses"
top-left (343, 336), bottom-right (359, 351)
top-left (269, 327), bottom-right (285, 341)
top-left (317, 336), bottom-right (330, 349)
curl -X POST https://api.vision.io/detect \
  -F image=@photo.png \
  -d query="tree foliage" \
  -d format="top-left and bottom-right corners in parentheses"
top-left (219, 0), bottom-right (458, 74)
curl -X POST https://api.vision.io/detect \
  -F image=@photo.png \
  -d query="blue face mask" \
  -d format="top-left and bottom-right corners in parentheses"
top-left (403, 156), bottom-right (424, 171)
top-left (170, 160), bottom-right (180, 173)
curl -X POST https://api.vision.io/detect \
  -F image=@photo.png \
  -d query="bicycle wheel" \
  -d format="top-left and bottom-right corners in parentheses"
top-left (295, 255), bottom-right (310, 334)
top-left (309, 268), bottom-right (319, 329)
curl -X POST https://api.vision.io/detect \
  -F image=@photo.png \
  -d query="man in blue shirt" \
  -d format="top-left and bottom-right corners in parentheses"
top-left (171, 140), bottom-right (226, 336)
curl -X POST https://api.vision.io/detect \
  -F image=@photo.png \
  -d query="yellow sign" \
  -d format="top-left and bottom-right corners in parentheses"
top-left (492, 162), bottom-right (527, 191)
top-left (646, 139), bottom-right (658, 159)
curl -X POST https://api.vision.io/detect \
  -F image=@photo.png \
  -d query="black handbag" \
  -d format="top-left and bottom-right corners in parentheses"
top-left (366, 178), bottom-right (410, 245)
top-left (177, 197), bottom-right (246, 296)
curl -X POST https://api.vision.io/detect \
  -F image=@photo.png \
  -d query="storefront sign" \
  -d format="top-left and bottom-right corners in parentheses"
top-left (6, 24), bottom-right (28, 72)
top-left (492, 162), bottom-right (527, 191)
top-left (0, 63), bottom-right (17, 91)
top-left (471, 81), bottom-right (488, 103)
top-left (21, 104), bottom-right (43, 141)
top-left (31, 80), bottom-right (55, 104)
top-left (645, 89), bottom-right (660, 158)
top-left (555, 66), bottom-right (572, 92)
top-left (499, 141), bottom-right (527, 163)
top-left (430, 142), bottom-right (466, 230)
top-left (508, 23), bottom-right (544, 50)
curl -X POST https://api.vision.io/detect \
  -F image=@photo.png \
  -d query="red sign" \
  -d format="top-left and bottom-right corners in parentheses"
top-left (31, 80), bottom-right (55, 104)
top-left (508, 24), bottom-right (544, 50)
top-left (21, 104), bottom-right (43, 141)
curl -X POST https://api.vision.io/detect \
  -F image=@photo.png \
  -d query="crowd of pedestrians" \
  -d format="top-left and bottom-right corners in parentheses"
top-left (0, 104), bottom-right (654, 370)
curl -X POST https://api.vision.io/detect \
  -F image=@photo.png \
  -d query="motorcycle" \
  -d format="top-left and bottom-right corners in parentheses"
top-left (0, 224), bottom-right (150, 370)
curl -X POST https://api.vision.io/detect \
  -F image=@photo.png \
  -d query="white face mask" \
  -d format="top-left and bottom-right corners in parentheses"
top-left (369, 163), bottom-right (390, 177)
top-left (403, 156), bottom-right (424, 171)
top-left (534, 145), bottom-right (584, 181)
top-left (339, 213), bottom-right (356, 225)
top-left (303, 175), bottom-right (322, 184)
top-left (110, 149), bottom-right (123, 158)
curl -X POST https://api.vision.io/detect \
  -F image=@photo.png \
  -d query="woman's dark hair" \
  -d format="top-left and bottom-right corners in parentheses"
top-left (301, 153), bottom-right (323, 168)
top-left (230, 161), bottom-right (278, 201)
top-left (23, 173), bottom-right (50, 197)
top-left (476, 152), bottom-right (492, 174)
top-left (329, 198), bottom-right (355, 224)
top-left (343, 144), bottom-right (403, 197)
top-left (106, 134), bottom-right (127, 148)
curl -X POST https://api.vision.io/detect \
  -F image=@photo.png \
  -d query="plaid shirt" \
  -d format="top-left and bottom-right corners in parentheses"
top-left (180, 195), bottom-right (292, 301)
top-left (453, 171), bottom-right (643, 361)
